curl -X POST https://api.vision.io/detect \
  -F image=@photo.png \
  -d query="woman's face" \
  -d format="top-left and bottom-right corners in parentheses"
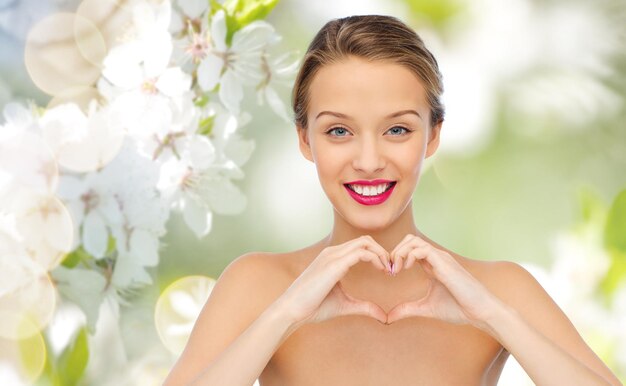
top-left (297, 56), bottom-right (441, 231)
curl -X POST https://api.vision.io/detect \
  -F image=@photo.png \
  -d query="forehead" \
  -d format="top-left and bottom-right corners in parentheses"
top-left (307, 56), bottom-right (429, 123)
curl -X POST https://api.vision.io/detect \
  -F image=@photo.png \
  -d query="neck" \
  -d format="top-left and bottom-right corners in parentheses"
top-left (323, 200), bottom-right (425, 251)
top-left (320, 200), bottom-right (432, 287)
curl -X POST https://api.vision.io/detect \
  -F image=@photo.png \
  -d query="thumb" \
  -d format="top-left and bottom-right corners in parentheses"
top-left (341, 298), bottom-right (388, 324)
top-left (386, 301), bottom-right (432, 324)
top-left (339, 287), bottom-right (388, 324)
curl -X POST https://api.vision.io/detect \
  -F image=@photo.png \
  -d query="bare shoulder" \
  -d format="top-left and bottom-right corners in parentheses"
top-left (458, 256), bottom-right (570, 319)
top-left (214, 250), bottom-right (295, 307)
top-left (456, 257), bottom-right (531, 294)
top-left (458, 256), bottom-right (621, 385)
top-left (162, 251), bottom-right (294, 385)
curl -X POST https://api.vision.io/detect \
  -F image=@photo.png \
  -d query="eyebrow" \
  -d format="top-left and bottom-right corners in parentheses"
top-left (315, 109), bottom-right (422, 121)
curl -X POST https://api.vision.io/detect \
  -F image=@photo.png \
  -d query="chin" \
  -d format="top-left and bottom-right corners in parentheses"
top-left (343, 211), bottom-right (397, 232)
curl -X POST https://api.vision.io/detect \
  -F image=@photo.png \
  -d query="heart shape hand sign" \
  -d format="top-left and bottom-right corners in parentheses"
top-left (280, 234), bottom-right (505, 332)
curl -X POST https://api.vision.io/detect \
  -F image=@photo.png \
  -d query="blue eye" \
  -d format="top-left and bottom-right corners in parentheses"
top-left (386, 126), bottom-right (411, 135)
top-left (326, 127), bottom-right (350, 137)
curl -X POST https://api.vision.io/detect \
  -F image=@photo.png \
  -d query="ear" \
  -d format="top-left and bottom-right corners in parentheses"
top-left (425, 121), bottom-right (442, 159)
top-left (297, 125), bottom-right (314, 162)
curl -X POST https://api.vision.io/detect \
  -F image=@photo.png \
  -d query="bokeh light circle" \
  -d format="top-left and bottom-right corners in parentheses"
top-left (47, 86), bottom-right (102, 112)
top-left (77, 0), bottom-right (136, 52)
top-left (15, 195), bottom-right (74, 271)
top-left (0, 130), bottom-right (59, 197)
top-left (0, 270), bottom-right (58, 340)
top-left (0, 318), bottom-right (46, 385)
top-left (155, 275), bottom-right (216, 355)
top-left (24, 12), bottom-right (106, 96)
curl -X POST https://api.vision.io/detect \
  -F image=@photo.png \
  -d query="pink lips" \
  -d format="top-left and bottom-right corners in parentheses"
top-left (343, 180), bottom-right (396, 206)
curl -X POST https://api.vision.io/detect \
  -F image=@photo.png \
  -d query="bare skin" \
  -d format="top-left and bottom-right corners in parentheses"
top-left (258, 233), bottom-right (509, 385)
top-left (163, 57), bottom-right (622, 385)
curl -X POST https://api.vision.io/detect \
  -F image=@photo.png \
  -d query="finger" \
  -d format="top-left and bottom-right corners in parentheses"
top-left (389, 233), bottom-right (415, 257)
top-left (342, 247), bottom-right (387, 272)
top-left (359, 235), bottom-right (391, 269)
top-left (346, 235), bottom-right (391, 273)
top-left (321, 236), bottom-right (388, 273)
top-left (390, 234), bottom-right (429, 272)
top-left (386, 278), bottom-right (434, 324)
top-left (404, 246), bottom-right (428, 270)
top-left (392, 243), bottom-right (427, 275)
top-left (386, 299), bottom-right (432, 324)
top-left (340, 287), bottom-right (388, 324)
top-left (394, 241), bottom-right (431, 273)
top-left (391, 249), bottom-right (405, 275)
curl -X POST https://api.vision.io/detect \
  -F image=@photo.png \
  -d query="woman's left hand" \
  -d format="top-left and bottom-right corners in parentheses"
top-left (386, 234), bottom-right (505, 331)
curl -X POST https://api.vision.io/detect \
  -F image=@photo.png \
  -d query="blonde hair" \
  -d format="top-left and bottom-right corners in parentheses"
top-left (291, 15), bottom-right (445, 130)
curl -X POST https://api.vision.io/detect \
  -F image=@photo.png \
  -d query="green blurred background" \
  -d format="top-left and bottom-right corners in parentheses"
top-left (152, 0), bottom-right (626, 284)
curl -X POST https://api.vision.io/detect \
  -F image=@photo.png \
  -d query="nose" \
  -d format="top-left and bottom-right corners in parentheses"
top-left (352, 134), bottom-right (385, 174)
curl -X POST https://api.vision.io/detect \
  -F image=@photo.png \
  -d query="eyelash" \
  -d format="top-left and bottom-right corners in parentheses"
top-left (325, 126), bottom-right (413, 137)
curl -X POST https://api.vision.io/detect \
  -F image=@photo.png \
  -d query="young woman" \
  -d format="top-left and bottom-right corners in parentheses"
top-left (164, 15), bottom-right (622, 385)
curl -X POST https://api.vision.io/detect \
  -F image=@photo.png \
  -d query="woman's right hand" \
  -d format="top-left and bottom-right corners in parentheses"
top-left (277, 235), bottom-right (392, 327)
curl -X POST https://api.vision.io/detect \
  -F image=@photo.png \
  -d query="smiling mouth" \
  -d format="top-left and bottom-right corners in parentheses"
top-left (344, 181), bottom-right (397, 196)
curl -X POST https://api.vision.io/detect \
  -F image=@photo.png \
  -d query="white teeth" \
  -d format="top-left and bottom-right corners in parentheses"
top-left (348, 183), bottom-right (392, 196)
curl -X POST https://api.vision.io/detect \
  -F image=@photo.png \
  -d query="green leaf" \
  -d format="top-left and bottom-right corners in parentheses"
top-left (35, 333), bottom-right (63, 386)
top-left (57, 327), bottom-right (89, 386)
top-left (194, 94), bottom-right (210, 108)
top-left (198, 115), bottom-right (215, 136)
top-left (599, 188), bottom-right (626, 304)
top-left (219, 0), bottom-right (280, 43)
top-left (599, 249), bottom-right (626, 305)
top-left (404, 0), bottom-right (465, 29)
top-left (105, 235), bottom-right (117, 255)
top-left (604, 189), bottom-right (626, 254)
top-left (577, 185), bottom-right (607, 225)
top-left (61, 247), bottom-right (92, 268)
top-left (18, 329), bottom-right (46, 384)
top-left (235, 0), bottom-right (280, 27)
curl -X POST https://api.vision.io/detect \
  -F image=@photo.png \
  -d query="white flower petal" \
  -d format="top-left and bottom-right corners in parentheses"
top-left (51, 266), bottom-right (107, 332)
top-left (219, 70), bottom-right (244, 115)
top-left (82, 211), bottom-right (108, 258)
top-left (186, 135), bottom-right (216, 169)
top-left (157, 158), bottom-right (188, 192)
top-left (156, 67), bottom-right (191, 97)
top-left (182, 198), bottom-right (212, 238)
top-left (143, 29), bottom-right (173, 78)
top-left (197, 54), bottom-right (223, 92)
top-left (232, 21), bottom-right (274, 53)
top-left (178, 0), bottom-right (209, 19)
top-left (129, 229), bottom-right (160, 267)
top-left (56, 175), bottom-right (87, 201)
top-left (217, 159), bottom-right (245, 179)
top-left (263, 86), bottom-right (291, 122)
top-left (98, 197), bottom-right (123, 225)
top-left (208, 178), bottom-right (246, 215)
top-left (210, 10), bottom-right (227, 52)
top-left (2, 102), bottom-right (34, 128)
top-left (101, 42), bottom-right (144, 89)
top-left (111, 253), bottom-right (153, 287)
top-left (169, 9), bottom-right (184, 34)
top-left (224, 133), bottom-right (255, 167)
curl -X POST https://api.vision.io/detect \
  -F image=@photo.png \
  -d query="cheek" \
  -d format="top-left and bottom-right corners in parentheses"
top-left (313, 147), bottom-right (348, 180)
top-left (389, 145), bottom-right (424, 175)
